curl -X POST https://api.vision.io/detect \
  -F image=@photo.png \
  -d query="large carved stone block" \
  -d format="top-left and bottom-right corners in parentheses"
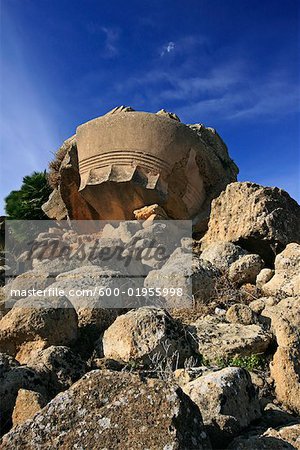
top-left (44, 107), bottom-right (238, 225)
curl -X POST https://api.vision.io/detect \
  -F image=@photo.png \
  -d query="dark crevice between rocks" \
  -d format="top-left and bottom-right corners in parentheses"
top-left (235, 237), bottom-right (283, 268)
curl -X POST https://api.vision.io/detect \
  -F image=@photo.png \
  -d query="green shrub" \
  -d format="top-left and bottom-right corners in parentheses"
top-left (5, 171), bottom-right (51, 220)
top-left (4, 171), bottom-right (52, 250)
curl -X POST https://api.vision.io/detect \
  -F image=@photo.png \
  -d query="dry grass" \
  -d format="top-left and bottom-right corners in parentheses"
top-left (48, 145), bottom-right (68, 189)
top-left (171, 274), bottom-right (261, 325)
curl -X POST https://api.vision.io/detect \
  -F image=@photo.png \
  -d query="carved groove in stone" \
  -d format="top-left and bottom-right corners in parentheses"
top-left (79, 150), bottom-right (172, 178)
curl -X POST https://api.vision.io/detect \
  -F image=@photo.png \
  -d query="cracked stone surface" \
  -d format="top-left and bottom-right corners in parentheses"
top-left (1, 369), bottom-right (212, 450)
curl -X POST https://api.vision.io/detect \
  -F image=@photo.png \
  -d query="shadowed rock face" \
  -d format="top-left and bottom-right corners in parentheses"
top-left (201, 182), bottom-right (300, 265)
top-left (44, 107), bottom-right (238, 225)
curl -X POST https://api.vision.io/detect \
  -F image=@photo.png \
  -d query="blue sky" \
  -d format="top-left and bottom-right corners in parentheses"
top-left (1, 0), bottom-right (299, 214)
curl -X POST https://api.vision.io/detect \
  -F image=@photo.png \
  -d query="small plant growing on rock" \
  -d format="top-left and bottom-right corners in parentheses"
top-left (215, 354), bottom-right (266, 371)
top-left (48, 145), bottom-right (69, 189)
top-left (230, 354), bottom-right (267, 371)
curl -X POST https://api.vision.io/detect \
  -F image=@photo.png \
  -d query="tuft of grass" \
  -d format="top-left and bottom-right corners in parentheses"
top-left (48, 145), bottom-right (69, 189)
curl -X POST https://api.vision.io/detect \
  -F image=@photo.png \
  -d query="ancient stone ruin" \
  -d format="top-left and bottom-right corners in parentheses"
top-left (1, 107), bottom-right (300, 449)
top-left (43, 106), bottom-right (238, 230)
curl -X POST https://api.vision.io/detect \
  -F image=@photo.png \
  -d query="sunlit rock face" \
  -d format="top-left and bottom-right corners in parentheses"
top-left (44, 107), bottom-right (238, 226)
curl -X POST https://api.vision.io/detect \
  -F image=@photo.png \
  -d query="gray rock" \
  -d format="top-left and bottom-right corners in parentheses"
top-left (189, 315), bottom-right (271, 362)
top-left (201, 182), bottom-right (300, 265)
top-left (144, 248), bottom-right (219, 308)
top-left (201, 242), bottom-right (247, 272)
top-left (226, 304), bottom-right (257, 325)
top-left (26, 346), bottom-right (87, 396)
top-left (53, 265), bottom-right (143, 309)
top-left (262, 243), bottom-right (300, 298)
top-left (4, 270), bottom-right (53, 300)
top-left (182, 367), bottom-right (261, 446)
top-left (0, 353), bottom-right (47, 435)
top-left (256, 268), bottom-right (274, 288)
top-left (103, 307), bottom-right (193, 367)
top-left (101, 221), bottom-right (142, 243)
top-left (32, 257), bottom-right (93, 277)
top-left (228, 254), bottom-right (264, 286)
top-left (1, 370), bottom-right (212, 450)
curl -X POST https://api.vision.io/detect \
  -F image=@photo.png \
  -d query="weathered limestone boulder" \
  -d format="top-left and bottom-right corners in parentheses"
top-left (133, 203), bottom-right (169, 221)
top-left (249, 296), bottom-right (279, 314)
top-left (12, 389), bottom-right (46, 427)
top-left (256, 268), bottom-right (274, 288)
top-left (0, 353), bottom-right (47, 434)
top-left (271, 346), bottom-right (300, 414)
top-left (228, 424), bottom-right (300, 449)
top-left (263, 297), bottom-right (300, 414)
top-left (53, 265), bottom-right (143, 309)
top-left (80, 237), bottom-right (138, 269)
top-left (77, 307), bottom-right (120, 335)
top-left (182, 367), bottom-right (261, 446)
top-left (1, 370), bottom-right (212, 450)
top-left (201, 182), bottom-right (300, 265)
top-left (4, 270), bottom-right (53, 300)
top-left (200, 241), bottom-right (247, 272)
top-left (101, 220), bottom-right (142, 243)
top-left (228, 254), bottom-right (264, 286)
top-left (262, 297), bottom-right (300, 347)
top-left (226, 304), bottom-right (257, 325)
top-left (188, 122), bottom-right (232, 168)
top-left (44, 107), bottom-right (238, 224)
top-left (26, 346), bottom-right (87, 396)
top-left (144, 248), bottom-right (219, 307)
top-left (0, 297), bottom-right (78, 362)
top-left (103, 307), bottom-right (193, 366)
top-left (123, 220), bottom-right (183, 271)
top-left (32, 257), bottom-right (93, 277)
top-left (262, 243), bottom-right (300, 297)
top-left (41, 188), bottom-right (67, 220)
top-left (189, 315), bottom-right (271, 362)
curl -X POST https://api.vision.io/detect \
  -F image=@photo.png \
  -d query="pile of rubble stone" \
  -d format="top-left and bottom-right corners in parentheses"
top-left (1, 108), bottom-right (299, 449)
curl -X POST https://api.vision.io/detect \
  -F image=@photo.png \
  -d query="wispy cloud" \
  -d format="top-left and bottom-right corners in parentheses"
top-left (157, 62), bottom-right (245, 101)
top-left (108, 50), bottom-right (299, 124)
top-left (101, 26), bottom-right (120, 58)
top-left (0, 69), bottom-right (61, 214)
top-left (175, 73), bottom-right (300, 123)
top-left (0, 14), bottom-right (61, 214)
top-left (160, 41), bottom-right (175, 57)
